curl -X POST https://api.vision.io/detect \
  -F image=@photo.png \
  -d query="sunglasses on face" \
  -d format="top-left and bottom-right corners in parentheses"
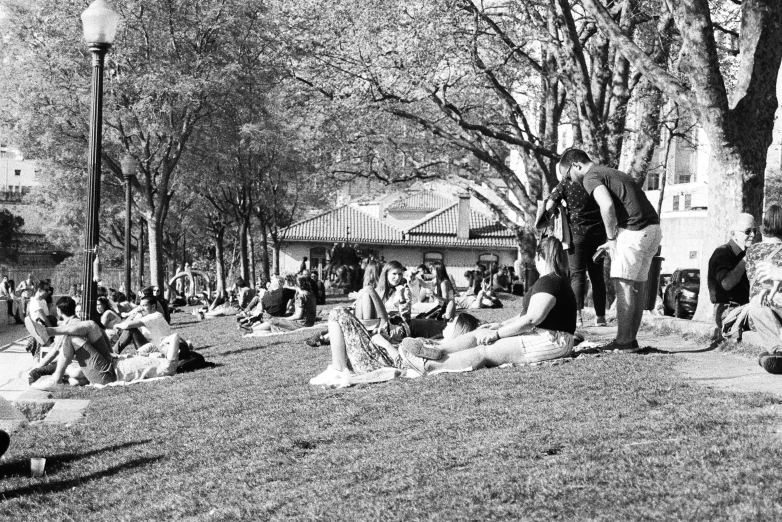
top-left (736, 228), bottom-right (757, 235)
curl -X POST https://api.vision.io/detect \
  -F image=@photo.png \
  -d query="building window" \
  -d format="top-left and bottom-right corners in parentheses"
top-left (684, 193), bottom-right (692, 210)
top-left (423, 252), bottom-right (443, 265)
top-left (14, 169), bottom-right (21, 176)
top-left (310, 247), bottom-right (328, 273)
top-left (478, 253), bottom-right (499, 271)
top-left (672, 195), bottom-right (680, 211)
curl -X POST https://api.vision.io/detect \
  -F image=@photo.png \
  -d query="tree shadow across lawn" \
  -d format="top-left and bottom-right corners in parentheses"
top-left (0, 455), bottom-right (164, 501)
top-left (0, 439), bottom-right (152, 480)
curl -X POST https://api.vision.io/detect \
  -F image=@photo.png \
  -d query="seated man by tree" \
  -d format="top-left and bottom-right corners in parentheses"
top-left (27, 296), bottom-right (180, 389)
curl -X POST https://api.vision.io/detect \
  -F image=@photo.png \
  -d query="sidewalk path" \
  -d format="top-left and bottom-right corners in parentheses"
top-left (0, 324), bottom-right (33, 402)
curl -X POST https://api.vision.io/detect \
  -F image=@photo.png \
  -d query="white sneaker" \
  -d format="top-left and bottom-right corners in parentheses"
top-left (31, 375), bottom-right (59, 391)
top-left (309, 365), bottom-right (351, 388)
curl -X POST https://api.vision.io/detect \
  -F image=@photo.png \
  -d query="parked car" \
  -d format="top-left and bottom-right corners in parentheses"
top-left (663, 268), bottom-right (700, 319)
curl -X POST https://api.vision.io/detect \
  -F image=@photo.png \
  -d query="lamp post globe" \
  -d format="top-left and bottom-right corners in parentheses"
top-left (79, 0), bottom-right (120, 321)
top-left (121, 155), bottom-right (139, 299)
top-left (81, 0), bottom-right (120, 45)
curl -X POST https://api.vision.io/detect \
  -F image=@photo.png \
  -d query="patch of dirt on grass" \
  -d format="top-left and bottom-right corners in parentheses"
top-left (13, 401), bottom-right (54, 422)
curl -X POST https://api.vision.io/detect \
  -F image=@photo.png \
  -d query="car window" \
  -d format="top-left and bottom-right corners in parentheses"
top-left (681, 271), bottom-right (700, 284)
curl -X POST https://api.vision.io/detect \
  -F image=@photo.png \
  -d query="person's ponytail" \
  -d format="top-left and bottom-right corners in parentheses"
top-left (536, 237), bottom-right (569, 279)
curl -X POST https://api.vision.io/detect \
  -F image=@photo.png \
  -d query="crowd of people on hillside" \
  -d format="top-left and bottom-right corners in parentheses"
top-left (11, 145), bottom-right (782, 399)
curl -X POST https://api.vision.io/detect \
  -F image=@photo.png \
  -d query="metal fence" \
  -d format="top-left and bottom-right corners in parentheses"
top-left (3, 267), bottom-right (150, 294)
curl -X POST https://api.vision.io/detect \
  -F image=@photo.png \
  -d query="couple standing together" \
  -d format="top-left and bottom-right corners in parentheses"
top-left (550, 148), bottom-right (662, 351)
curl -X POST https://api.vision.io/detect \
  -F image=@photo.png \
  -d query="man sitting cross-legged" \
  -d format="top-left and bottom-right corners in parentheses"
top-left (28, 297), bottom-right (179, 389)
top-left (112, 295), bottom-right (181, 354)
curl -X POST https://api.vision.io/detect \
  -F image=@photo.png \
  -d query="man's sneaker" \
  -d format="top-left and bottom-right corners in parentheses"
top-left (30, 375), bottom-right (59, 391)
top-left (598, 339), bottom-right (642, 353)
top-left (25, 317), bottom-right (50, 346)
top-left (594, 316), bottom-right (608, 327)
top-left (399, 346), bottom-right (428, 377)
top-left (400, 338), bottom-right (442, 360)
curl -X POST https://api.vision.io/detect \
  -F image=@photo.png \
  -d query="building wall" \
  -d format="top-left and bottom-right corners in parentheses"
top-left (0, 154), bottom-right (37, 192)
top-left (658, 210), bottom-right (709, 274)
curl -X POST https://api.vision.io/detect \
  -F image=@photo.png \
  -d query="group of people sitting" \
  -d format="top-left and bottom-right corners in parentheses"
top-left (25, 284), bottom-right (193, 389)
top-left (310, 237), bottom-right (577, 386)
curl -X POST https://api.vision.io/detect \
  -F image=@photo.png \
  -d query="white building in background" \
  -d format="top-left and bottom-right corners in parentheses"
top-left (0, 145), bottom-right (39, 201)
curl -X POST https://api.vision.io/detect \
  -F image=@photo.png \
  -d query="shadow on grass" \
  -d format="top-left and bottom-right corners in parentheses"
top-left (0, 439), bottom-right (153, 479)
top-left (214, 339), bottom-right (300, 358)
top-left (0, 455), bottom-right (164, 501)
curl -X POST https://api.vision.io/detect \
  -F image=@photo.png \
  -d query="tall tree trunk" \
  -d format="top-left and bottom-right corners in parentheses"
top-left (147, 217), bottom-right (164, 291)
top-left (249, 228), bottom-right (256, 289)
top-left (137, 223), bottom-right (145, 297)
top-left (238, 217), bottom-right (250, 284)
top-left (181, 232), bottom-right (187, 272)
top-left (214, 226), bottom-right (227, 299)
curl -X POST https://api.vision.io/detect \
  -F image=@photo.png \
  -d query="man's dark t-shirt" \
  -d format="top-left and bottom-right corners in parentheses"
top-left (582, 165), bottom-right (659, 231)
top-left (262, 288), bottom-right (296, 316)
top-left (548, 178), bottom-right (604, 238)
top-left (708, 241), bottom-right (749, 305)
top-left (521, 274), bottom-right (577, 334)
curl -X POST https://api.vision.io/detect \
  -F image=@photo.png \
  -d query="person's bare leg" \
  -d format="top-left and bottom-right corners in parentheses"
top-left (328, 319), bottom-right (350, 371)
top-left (354, 292), bottom-right (377, 322)
top-left (613, 278), bottom-right (637, 345)
top-left (427, 338), bottom-right (524, 372)
top-left (630, 280), bottom-right (647, 341)
top-left (435, 331), bottom-right (479, 354)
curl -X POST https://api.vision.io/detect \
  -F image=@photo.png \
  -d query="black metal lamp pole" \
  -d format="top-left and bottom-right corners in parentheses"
top-left (120, 156), bottom-right (138, 300)
top-left (80, 43), bottom-right (110, 321)
top-left (80, 0), bottom-right (120, 321)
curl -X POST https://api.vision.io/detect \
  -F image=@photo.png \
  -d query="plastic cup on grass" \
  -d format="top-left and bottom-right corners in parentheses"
top-left (30, 457), bottom-right (45, 477)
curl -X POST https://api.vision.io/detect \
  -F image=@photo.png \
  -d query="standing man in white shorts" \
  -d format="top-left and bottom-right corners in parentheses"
top-left (559, 149), bottom-right (662, 352)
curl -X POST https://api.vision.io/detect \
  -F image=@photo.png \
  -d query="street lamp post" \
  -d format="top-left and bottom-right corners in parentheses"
top-left (79, 0), bottom-right (120, 321)
top-left (120, 155), bottom-right (138, 299)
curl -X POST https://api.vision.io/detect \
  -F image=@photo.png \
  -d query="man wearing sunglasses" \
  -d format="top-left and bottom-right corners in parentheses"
top-left (558, 149), bottom-right (662, 352)
top-left (707, 213), bottom-right (755, 346)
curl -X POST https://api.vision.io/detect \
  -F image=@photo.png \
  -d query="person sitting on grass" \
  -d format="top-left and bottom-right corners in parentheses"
top-left (428, 260), bottom-right (456, 320)
top-left (242, 275), bottom-right (317, 334)
top-left (112, 295), bottom-right (183, 356)
top-left (456, 277), bottom-right (503, 310)
top-left (97, 296), bottom-right (123, 342)
top-left (310, 299), bottom-right (482, 386)
top-left (237, 275), bottom-right (296, 329)
top-left (27, 296), bottom-right (180, 389)
top-left (395, 236), bottom-right (576, 376)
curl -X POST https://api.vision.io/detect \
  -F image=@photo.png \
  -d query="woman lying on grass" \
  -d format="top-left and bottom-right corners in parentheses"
top-left (397, 236), bottom-right (577, 376)
top-left (310, 301), bottom-right (481, 386)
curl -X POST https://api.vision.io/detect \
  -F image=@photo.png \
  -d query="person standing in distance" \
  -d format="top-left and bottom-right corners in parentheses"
top-left (559, 149), bottom-right (662, 352)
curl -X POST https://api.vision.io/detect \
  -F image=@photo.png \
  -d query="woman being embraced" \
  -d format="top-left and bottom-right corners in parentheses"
top-left (310, 308), bottom-right (481, 386)
top-left (398, 236), bottom-right (577, 375)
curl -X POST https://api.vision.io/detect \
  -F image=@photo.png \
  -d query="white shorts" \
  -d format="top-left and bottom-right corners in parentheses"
top-left (518, 329), bottom-right (574, 364)
top-left (114, 356), bottom-right (178, 382)
top-left (610, 224), bottom-right (662, 282)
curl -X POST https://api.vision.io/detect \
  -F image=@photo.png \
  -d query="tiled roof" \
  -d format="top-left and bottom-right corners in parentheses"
top-left (281, 205), bottom-right (404, 243)
top-left (387, 191), bottom-right (455, 211)
top-left (406, 204), bottom-right (518, 247)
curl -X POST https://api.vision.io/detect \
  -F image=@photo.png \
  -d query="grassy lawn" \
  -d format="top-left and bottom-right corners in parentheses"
top-left (2, 297), bottom-right (782, 520)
